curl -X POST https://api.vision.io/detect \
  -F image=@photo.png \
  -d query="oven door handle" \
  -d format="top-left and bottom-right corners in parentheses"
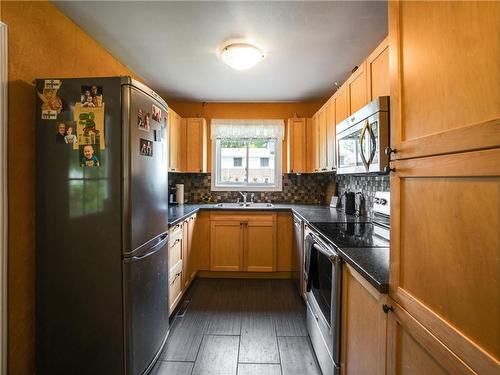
top-left (312, 243), bottom-right (338, 263)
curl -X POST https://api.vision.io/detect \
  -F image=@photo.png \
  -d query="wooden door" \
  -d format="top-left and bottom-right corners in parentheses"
top-left (387, 300), bottom-right (475, 375)
top-left (325, 100), bottom-right (336, 171)
top-left (318, 109), bottom-right (327, 171)
top-left (306, 117), bottom-right (317, 173)
top-left (244, 218), bottom-right (277, 272)
top-left (287, 118), bottom-right (307, 173)
top-left (335, 85), bottom-right (348, 125)
top-left (186, 118), bottom-right (207, 173)
top-left (347, 61), bottom-right (367, 115)
top-left (389, 1), bottom-right (500, 160)
top-left (185, 214), bottom-right (197, 286)
top-left (277, 212), bottom-right (293, 272)
top-left (177, 116), bottom-right (186, 172)
top-left (341, 264), bottom-right (387, 375)
top-left (210, 220), bottom-right (243, 271)
top-left (366, 36), bottom-right (389, 101)
top-left (168, 110), bottom-right (178, 172)
top-left (193, 211), bottom-right (210, 271)
top-left (389, 149), bottom-right (500, 374)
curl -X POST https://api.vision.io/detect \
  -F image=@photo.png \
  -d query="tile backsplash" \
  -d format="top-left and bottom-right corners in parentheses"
top-left (169, 173), bottom-right (333, 204)
top-left (169, 172), bottom-right (389, 217)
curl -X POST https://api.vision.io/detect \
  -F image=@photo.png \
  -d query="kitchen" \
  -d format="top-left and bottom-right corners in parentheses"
top-left (0, 1), bottom-right (498, 375)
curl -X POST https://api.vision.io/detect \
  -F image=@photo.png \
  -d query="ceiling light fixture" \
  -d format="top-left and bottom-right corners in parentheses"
top-left (220, 43), bottom-right (264, 70)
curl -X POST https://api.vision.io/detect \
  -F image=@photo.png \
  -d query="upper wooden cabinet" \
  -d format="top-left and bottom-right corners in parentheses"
top-left (367, 37), bottom-right (389, 101)
top-left (287, 118), bottom-right (308, 173)
top-left (168, 109), bottom-right (186, 172)
top-left (307, 114), bottom-right (319, 173)
top-left (325, 100), bottom-right (336, 170)
top-left (347, 61), bottom-right (368, 115)
top-left (389, 1), bottom-right (500, 160)
top-left (334, 85), bottom-right (349, 126)
top-left (185, 118), bottom-right (208, 173)
top-left (318, 108), bottom-right (327, 171)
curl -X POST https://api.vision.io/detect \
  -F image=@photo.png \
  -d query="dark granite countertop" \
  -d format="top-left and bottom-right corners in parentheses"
top-left (167, 203), bottom-right (368, 226)
top-left (167, 203), bottom-right (389, 293)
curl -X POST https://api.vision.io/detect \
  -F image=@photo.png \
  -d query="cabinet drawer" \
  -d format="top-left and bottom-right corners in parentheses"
top-left (169, 261), bottom-right (183, 314)
top-left (169, 234), bottom-right (182, 268)
top-left (169, 222), bottom-right (183, 237)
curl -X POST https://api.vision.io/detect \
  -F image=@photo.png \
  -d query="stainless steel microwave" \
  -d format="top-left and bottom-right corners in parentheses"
top-left (336, 96), bottom-right (390, 175)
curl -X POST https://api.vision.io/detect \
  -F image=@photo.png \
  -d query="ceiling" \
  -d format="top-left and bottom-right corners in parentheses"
top-left (53, 1), bottom-right (387, 102)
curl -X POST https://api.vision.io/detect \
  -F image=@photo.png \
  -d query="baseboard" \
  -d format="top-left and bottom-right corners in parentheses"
top-left (197, 271), bottom-right (293, 279)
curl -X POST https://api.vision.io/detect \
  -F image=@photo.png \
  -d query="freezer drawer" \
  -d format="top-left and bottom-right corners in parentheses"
top-left (123, 239), bottom-right (169, 375)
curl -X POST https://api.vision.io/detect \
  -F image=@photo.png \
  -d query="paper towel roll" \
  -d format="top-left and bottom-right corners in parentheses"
top-left (175, 184), bottom-right (184, 204)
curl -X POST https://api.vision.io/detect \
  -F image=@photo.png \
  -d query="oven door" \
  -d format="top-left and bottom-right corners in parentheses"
top-left (305, 233), bottom-right (341, 374)
top-left (336, 112), bottom-right (388, 175)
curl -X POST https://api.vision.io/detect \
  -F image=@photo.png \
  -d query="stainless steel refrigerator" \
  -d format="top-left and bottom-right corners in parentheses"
top-left (36, 77), bottom-right (169, 374)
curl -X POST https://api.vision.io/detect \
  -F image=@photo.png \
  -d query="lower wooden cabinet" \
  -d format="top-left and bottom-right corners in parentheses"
top-left (341, 264), bottom-right (387, 375)
top-left (168, 260), bottom-right (183, 314)
top-left (210, 220), bottom-right (244, 271)
top-left (193, 211), bottom-right (210, 270)
top-left (210, 212), bottom-right (277, 272)
top-left (387, 300), bottom-right (475, 375)
top-left (183, 214), bottom-right (197, 289)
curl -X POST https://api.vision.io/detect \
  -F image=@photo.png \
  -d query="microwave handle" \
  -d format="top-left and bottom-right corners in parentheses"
top-left (367, 121), bottom-right (377, 166)
top-left (359, 120), bottom-right (370, 171)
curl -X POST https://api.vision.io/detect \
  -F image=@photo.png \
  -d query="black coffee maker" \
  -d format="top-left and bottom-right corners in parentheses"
top-left (343, 191), bottom-right (356, 215)
top-left (169, 185), bottom-right (177, 204)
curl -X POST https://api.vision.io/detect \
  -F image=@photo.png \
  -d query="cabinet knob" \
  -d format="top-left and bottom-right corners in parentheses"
top-left (382, 304), bottom-right (394, 314)
top-left (385, 147), bottom-right (397, 157)
top-left (384, 165), bottom-right (396, 174)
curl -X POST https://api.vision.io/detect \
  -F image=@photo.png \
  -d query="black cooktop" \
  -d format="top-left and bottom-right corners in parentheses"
top-left (310, 222), bottom-right (389, 248)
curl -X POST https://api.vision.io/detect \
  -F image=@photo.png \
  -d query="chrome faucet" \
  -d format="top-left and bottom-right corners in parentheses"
top-left (239, 192), bottom-right (248, 203)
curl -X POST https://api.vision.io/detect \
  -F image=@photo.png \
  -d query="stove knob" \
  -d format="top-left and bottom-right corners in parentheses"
top-left (380, 198), bottom-right (387, 205)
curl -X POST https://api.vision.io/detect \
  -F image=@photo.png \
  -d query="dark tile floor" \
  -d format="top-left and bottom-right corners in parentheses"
top-left (152, 278), bottom-right (322, 375)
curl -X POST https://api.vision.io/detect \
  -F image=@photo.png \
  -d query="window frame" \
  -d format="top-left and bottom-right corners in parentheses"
top-left (211, 138), bottom-right (282, 192)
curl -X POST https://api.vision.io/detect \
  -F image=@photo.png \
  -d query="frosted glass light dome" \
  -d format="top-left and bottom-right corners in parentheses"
top-left (220, 43), bottom-right (264, 70)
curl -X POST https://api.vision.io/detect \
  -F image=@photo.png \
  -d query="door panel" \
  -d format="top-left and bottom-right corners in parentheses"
top-left (287, 118), bottom-right (307, 173)
top-left (326, 101), bottom-right (336, 170)
top-left (124, 241), bottom-right (169, 375)
top-left (318, 109), bottom-right (327, 170)
top-left (210, 221), bottom-right (243, 271)
top-left (367, 37), bottom-right (389, 100)
top-left (389, 1), bottom-right (500, 159)
top-left (128, 86), bottom-right (168, 253)
top-left (390, 149), bottom-right (500, 374)
top-left (245, 220), bottom-right (276, 272)
top-left (387, 301), bottom-right (474, 375)
top-left (348, 61), bottom-right (367, 115)
top-left (335, 86), bottom-right (348, 125)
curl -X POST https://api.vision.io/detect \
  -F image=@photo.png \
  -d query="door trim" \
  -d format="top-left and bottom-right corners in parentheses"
top-left (0, 21), bottom-right (8, 375)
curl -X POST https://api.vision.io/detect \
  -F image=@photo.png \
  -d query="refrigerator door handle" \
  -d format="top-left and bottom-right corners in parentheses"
top-left (127, 234), bottom-right (168, 262)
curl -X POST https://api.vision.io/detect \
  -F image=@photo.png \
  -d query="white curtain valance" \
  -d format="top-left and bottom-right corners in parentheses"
top-left (211, 119), bottom-right (285, 140)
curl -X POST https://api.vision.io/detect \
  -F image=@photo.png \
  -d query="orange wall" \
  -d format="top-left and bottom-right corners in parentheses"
top-left (0, 2), bottom-right (140, 374)
top-left (168, 101), bottom-right (323, 171)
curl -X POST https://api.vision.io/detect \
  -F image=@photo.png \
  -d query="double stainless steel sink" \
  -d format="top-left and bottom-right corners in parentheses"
top-left (214, 202), bottom-right (274, 208)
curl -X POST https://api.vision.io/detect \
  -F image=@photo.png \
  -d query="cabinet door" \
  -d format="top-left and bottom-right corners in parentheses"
top-left (287, 118), bottom-right (307, 173)
top-left (390, 149), bottom-right (500, 374)
top-left (210, 220), bottom-right (243, 271)
top-left (389, 1), bottom-right (500, 160)
top-left (341, 264), bottom-right (386, 375)
top-left (186, 118), bottom-right (207, 173)
top-left (335, 85), bottom-right (348, 125)
top-left (277, 212), bottom-right (293, 272)
top-left (387, 301), bottom-right (475, 375)
top-left (306, 117), bottom-right (317, 173)
top-left (245, 219), bottom-right (277, 272)
top-left (367, 37), bottom-right (389, 100)
top-left (185, 214), bottom-right (197, 286)
top-left (347, 61), bottom-right (367, 115)
top-left (168, 110), bottom-right (178, 171)
top-left (318, 109), bottom-right (327, 171)
top-left (177, 117), bottom-right (186, 172)
top-left (325, 100), bottom-right (336, 170)
top-left (193, 211), bottom-right (210, 271)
